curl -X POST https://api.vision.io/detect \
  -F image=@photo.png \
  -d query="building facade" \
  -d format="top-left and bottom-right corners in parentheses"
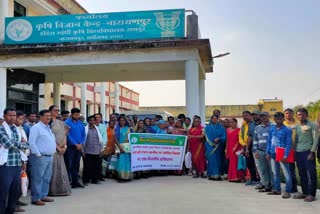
top-left (2, 0), bottom-right (139, 119)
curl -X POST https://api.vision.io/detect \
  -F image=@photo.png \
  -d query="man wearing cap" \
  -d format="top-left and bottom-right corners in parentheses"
top-left (294, 108), bottom-right (319, 202)
top-left (283, 108), bottom-right (298, 193)
top-left (245, 110), bottom-right (261, 186)
top-left (252, 112), bottom-right (273, 192)
top-left (266, 112), bottom-right (292, 199)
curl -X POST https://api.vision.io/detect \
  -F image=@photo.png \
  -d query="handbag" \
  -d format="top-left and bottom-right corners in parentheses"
top-left (184, 152), bottom-right (192, 169)
top-left (237, 154), bottom-right (246, 171)
top-left (0, 145), bottom-right (8, 166)
top-left (108, 155), bottom-right (118, 170)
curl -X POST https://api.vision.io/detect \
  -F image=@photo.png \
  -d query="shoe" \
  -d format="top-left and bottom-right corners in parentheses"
top-left (216, 176), bottom-right (222, 181)
top-left (253, 181), bottom-right (260, 185)
top-left (282, 192), bottom-right (291, 199)
top-left (267, 190), bottom-right (281, 195)
top-left (99, 178), bottom-right (105, 181)
top-left (245, 180), bottom-right (253, 186)
top-left (31, 200), bottom-right (45, 206)
top-left (72, 183), bottom-right (85, 188)
top-left (83, 182), bottom-right (89, 186)
top-left (200, 173), bottom-right (207, 178)
top-left (91, 181), bottom-right (100, 184)
top-left (17, 200), bottom-right (28, 206)
top-left (14, 207), bottom-right (25, 212)
top-left (255, 183), bottom-right (265, 190)
top-left (193, 174), bottom-right (199, 178)
top-left (41, 197), bottom-right (54, 202)
top-left (259, 188), bottom-right (272, 193)
top-left (304, 195), bottom-right (316, 202)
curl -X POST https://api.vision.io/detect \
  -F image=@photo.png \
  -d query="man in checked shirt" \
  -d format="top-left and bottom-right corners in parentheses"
top-left (0, 108), bottom-right (29, 214)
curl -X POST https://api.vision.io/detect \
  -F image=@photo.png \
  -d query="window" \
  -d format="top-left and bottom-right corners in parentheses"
top-left (14, 1), bottom-right (26, 17)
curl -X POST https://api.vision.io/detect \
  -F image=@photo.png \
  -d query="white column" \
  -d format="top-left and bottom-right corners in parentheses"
top-left (185, 60), bottom-right (200, 118)
top-left (0, 0), bottom-right (9, 44)
top-left (100, 82), bottom-right (106, 121)
top-left (0, 68), bottom-right (7, 116)
top-left (115, 82), bottom-right (120, 113)
top-left (80, 83), bottom-right (87, 117)
top-left (53, 82), bottom-right (61, 109)
top-left (199, 79), bottom-right (206, 122)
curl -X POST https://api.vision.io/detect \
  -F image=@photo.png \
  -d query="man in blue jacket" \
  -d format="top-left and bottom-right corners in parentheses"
top-left (266, 112), bottom-right (292, 199)
top-left (64, 108), bottom-right (86, 188)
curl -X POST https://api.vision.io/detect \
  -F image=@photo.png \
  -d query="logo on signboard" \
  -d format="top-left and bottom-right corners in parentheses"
top-left (6, 19), bottom-right (33, 42)
top-left (131, 137), bottom-right (138, 144)
top-left (154, 11), bottom-right (182, 37)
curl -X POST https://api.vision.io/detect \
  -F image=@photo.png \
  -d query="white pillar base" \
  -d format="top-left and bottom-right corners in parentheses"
top-left (199, 79), bottom-right (206, 122)
top-left (115, 82), bottom-right (120, 113)
top-left (0, 68), bottom-right (7, 116)
top-left (80, 83), bottom-right (87, 117)
top-left (53, 82), bottom-right (61, 109)
top-left (185, 60), bottom-right (200, 118)
top-left (100, 82), bottom-right (106, 121)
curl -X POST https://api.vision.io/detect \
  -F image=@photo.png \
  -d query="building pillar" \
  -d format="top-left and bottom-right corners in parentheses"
top-left (53, 82), bottom-right (61, 109)
top-left (100, 82), bottom-right (106, 121)
top-left (80, 83), bottom-right (87, 117)
top-left (115, 82), bottom-right (120, 113)
top-left (199, 79), bottom-right (206, 122)
top-left (0, 68), bottom-right (7, 116)
top-left (185, 60), bottom-right (200, 118)
top-left (0, 0), bottom-right (9, 44)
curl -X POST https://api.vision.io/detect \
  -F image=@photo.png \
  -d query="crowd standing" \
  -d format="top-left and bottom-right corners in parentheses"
top-left (0, 106), bottom-right (320, 214)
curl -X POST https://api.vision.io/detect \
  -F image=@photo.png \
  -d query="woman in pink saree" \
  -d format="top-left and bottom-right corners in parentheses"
top-left (226, 118), bottom-right (245, 182)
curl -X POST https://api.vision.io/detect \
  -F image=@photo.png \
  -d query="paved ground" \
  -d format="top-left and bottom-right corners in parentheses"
top-left (22, 176), bottom-right (320, 214)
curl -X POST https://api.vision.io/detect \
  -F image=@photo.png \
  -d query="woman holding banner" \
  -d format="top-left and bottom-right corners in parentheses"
top-left (205, 115), bottom-right (226, 180)
top-left (188, 117), bottom-right (206, 178)
top-left (115, 116), bottom-right (133, 182)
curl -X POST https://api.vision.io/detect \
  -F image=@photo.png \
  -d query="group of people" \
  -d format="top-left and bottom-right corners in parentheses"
top-left (0, 107), bottom-right (320, 214)
top-left (223, 108), bottom-right (319, 203)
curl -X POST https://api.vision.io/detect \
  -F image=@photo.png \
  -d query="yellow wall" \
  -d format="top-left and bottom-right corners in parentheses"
top-left (140, 100), bottom-right (284, 120)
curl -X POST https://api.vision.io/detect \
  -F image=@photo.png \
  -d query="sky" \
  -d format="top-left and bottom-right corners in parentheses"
top-left (77, 0), bottom-right (320, 108)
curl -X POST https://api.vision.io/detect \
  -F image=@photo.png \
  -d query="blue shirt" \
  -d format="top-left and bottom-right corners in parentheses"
top-left (29, 122), bottom-right (56, 156)
top-left (253, 122), bottom-right (272, 152)
top-left (65, 118), bottom-right (86, 146)
top-left (266, 125), bottom-right (292, 158)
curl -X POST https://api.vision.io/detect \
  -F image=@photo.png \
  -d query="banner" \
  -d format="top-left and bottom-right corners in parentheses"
top-left (5, 9), bottom-right (185, 45)
top-left (129, 133), bottom-right (187, 172)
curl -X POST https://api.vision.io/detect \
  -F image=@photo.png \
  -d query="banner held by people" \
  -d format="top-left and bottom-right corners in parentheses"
top-left (129, 133), bottom-right (187, 172)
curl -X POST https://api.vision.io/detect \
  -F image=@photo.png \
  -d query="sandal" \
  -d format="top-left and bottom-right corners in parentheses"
top-left (293, 193), bottom-right (306, 199)
top-left (282, 192), bottom-right (290, 199)
top-left (304, 195), bottom-right (316, 202)
top-left (267, 190), bottom-right (281, 195)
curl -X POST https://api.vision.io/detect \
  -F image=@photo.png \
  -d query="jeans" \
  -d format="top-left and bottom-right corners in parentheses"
top-left (289, 162), bottom-right (298, 192)
top-left (0, 165), bottom-right (20, 214)
top-left (246, 151), bottom-right (259, 182)
top-left (296, 150), bottom-right (317, 197)
top-left (30, 155), bottom-right (53, 201)
top-left (254, 150), bottom-right (272, 188)
top-left (64, 146), bottom-right (82, 186)
top-left (270, 158), bottom-right (292, 193)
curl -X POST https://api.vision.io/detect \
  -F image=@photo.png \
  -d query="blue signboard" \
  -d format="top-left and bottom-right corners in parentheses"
top-left (5, 9), bottom-right (185, 45)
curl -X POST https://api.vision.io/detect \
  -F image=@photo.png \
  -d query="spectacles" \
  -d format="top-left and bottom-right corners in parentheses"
top-left (53, 109), bottom-right (60, 112)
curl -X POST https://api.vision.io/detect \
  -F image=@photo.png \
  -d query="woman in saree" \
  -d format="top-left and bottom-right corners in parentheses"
top-left (48, 105), bottom-right (71, 196)
top-left (172, 119), bottom-right (187, 135)
top-left (135, 120), bottom-right (147, 133)
top-left (188, 117), bottom-right (206, 178)
top-left (226, 118), bottom-right (245, 182)
top-left (144, 118), bottom-right (152, 133)
top-left (115, 116), bottom-right (133, 182)
top-left (205, 115), bottom-right (226, 180)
